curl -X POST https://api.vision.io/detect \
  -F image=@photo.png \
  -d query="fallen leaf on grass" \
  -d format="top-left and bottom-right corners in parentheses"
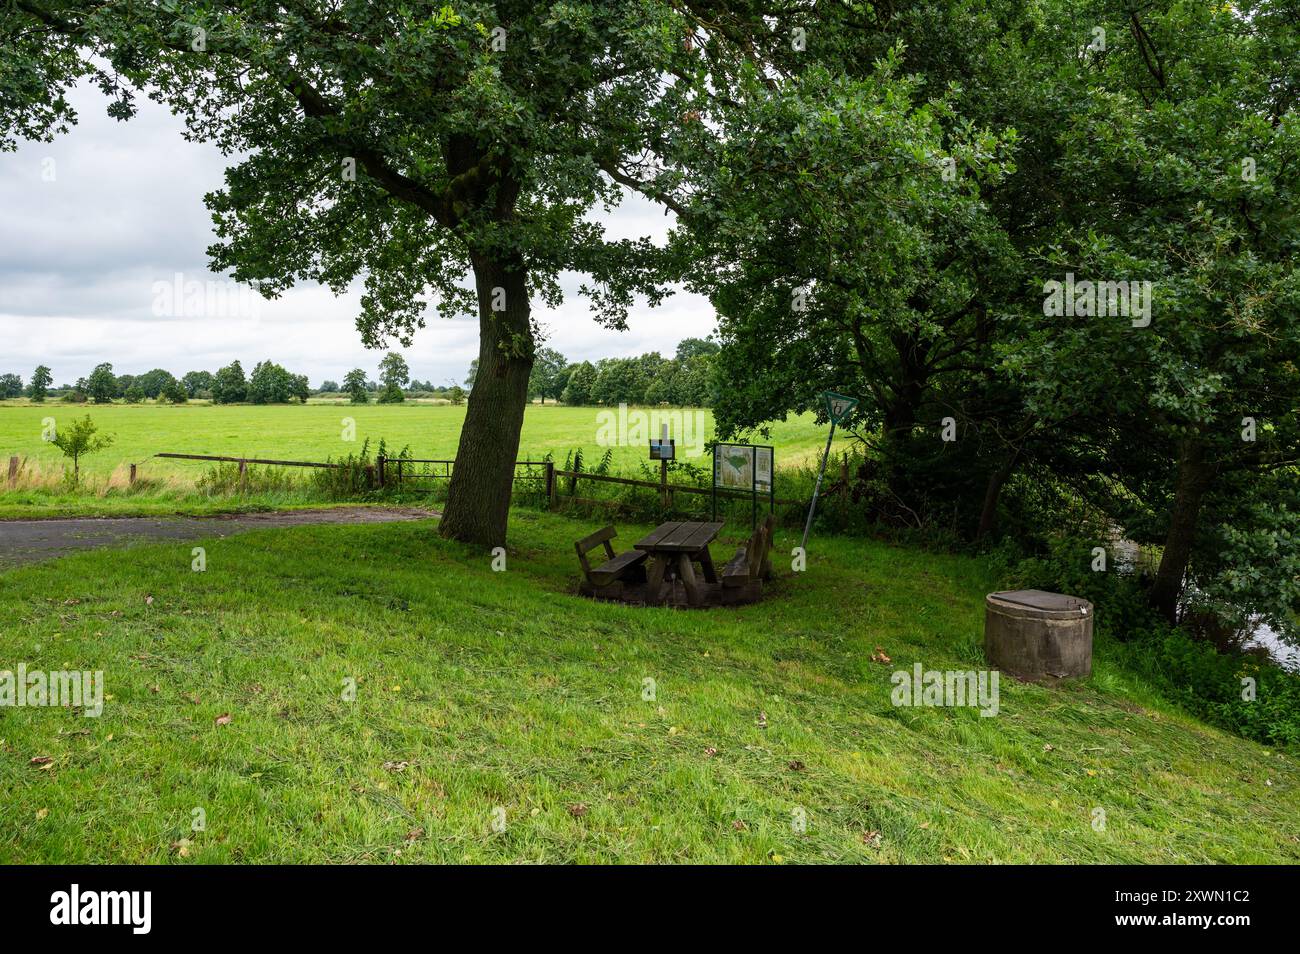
top-left (404, 828), bottom-right (425, 844)
top-left (703, 747), bottom-right (718, 758)
top-left (756, 711), bottom-right (768, 729)
top-left (862, 830), bottom-right (882, 848)
top-left (36, 808), bottom-right (48, 820)
top-left (732, 819), bottom-right (747, 831)
top-left (29, 756), bottom-right (52, 766)
top-left (214, 713), bottom-right (232, 726)
top-left (171, 838), bottom-right (192, 858)
top-left (870, 647), bottom-right (892, 665)
top-left (567, 803), bottom-right (588, 817)
top-left (382, 761), bottom-right (409, 773)
top-left (144, 595), bottom-right (154, 606)
top-left (787, 760), bottom-right (806, 772)
top-left (1043, 743), bottom-right (1054, 752)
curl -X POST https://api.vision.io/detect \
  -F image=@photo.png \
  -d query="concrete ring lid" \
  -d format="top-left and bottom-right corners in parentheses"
top-left (986, 589), bottom-right (1093, 620)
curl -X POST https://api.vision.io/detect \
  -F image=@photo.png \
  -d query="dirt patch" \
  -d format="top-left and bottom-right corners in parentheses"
top-left (0, 507), bottom-right (437, 569)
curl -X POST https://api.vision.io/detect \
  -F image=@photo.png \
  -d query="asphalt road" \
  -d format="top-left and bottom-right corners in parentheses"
top-left (0, 507), bottom-right (436, 569)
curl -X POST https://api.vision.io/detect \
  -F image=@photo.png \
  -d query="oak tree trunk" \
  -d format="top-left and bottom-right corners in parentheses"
top-left (976, 453), bottom-right (1018, 541)
top-left (439, 253), bottom-right (534, 547)
top-left (1148, 439), bottom-right (1213, 624)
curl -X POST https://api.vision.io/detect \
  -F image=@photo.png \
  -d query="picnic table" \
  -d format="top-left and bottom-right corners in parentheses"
top-left (633, 520), bottom-right (723, 607)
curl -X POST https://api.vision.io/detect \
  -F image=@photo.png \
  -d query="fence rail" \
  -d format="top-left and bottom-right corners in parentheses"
top-left (10, 451), bottom-right (798, 515)
top-left (552, 468), bottom-right (801, 507)
top-left (154, 452), bottom-right (339, 469)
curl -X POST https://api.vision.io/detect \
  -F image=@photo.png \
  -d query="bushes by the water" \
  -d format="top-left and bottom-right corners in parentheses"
top-left (1117, 626), bottom-right (1300, 750)
top-left (1000, 533), bottom-right (1300, 751)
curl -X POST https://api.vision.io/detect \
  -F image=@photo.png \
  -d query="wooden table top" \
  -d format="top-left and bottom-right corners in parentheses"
top-left (633, 521), bottom-right (724, 553)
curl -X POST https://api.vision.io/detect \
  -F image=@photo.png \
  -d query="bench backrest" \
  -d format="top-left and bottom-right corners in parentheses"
top-left (575, 525), bottom-right (618, 580)
top-left (746, 514), bottom-right (775, 580)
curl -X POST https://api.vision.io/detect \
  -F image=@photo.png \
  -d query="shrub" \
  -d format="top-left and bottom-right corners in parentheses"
top-left (195, 462), bottom-right (299, 495)
top-left (50, 415), bottom-right (114, 484)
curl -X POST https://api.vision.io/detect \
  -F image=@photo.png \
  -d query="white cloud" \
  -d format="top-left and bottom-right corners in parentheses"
top-left (0, 82), bottom-right (714, 386)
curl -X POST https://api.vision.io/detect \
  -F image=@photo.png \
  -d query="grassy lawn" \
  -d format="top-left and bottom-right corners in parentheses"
top-left (0, 401), bottom-right (846, 484)
top-left (1, 509), bottom-right (1294, 863)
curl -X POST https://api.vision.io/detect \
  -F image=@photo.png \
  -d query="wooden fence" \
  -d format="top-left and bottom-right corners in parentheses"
top-left (8, 451), bottom-right (801, 513)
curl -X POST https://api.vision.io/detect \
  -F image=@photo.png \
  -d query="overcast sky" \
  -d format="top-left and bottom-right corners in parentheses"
top-left (0, 83), bottom-right (714, 388)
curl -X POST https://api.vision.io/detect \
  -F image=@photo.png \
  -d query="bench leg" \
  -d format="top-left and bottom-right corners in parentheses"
top-left (645, 555), bottom-right (669, 605)
top-left (697, 546), bottom-right (718, 584)
top-left (677, 553), bottom-right (702, 606)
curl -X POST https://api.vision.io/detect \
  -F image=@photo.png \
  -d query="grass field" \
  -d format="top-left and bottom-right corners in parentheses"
top-left (1, 510), bottom-right (1295, 863)
top-left (0, 401), bottom-right (845, 483)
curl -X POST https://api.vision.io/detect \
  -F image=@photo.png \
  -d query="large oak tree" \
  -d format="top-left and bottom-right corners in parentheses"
top-left (1, 0), bottom-right (782, 544)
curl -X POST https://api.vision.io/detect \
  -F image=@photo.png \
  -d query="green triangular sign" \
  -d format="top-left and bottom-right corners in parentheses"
top-left (823, 390), bottom-right (858, 425)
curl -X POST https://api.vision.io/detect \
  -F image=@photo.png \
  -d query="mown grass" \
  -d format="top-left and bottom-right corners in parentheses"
top-left (1, 510), bottom-right (1295, 863)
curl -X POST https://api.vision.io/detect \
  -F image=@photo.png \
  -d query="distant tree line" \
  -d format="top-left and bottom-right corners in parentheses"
top-left (2, 361), bottom-right (310, 405)
top-left (466, 338), bottom-right (719, 407)
top-left (2, 337), bottom-right (720, 409)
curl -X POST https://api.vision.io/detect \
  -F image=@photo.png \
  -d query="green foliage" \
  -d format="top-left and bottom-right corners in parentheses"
top-left (181, 370), bottom-right (214, 398)
top-left (308, 438), bottom-right (413, 499)
top-left (211, 361), bottom-right (247, 404)
top-left (527, 347), bottom-right (567, 403)
top-left (49, 414), bottom-right (113, 483)
top-left (343, 368), bottom-right (369, 405)
top-left (159, 378), bottom-right (188, 404)
top-left (560, 361), bottom-right (596, 405)
top-left (377, 352), bottom-right (410, 399)
top-left (0, 373), bottom-right (22, 399)
top-left (134, 368), bottom-right (176, 399)
top-left (28, 365), bottom-right (52, 402)
top-left (195, 462), bottom-right (299, 496)
top-left (247, 360), bottom-right (305, 404)
top-left (996, 531), bottom-right (1300, 750)
top-left (86, 363), bottom-right (116, 404)
top-left (1117, 628), bottom-right (1300, 751)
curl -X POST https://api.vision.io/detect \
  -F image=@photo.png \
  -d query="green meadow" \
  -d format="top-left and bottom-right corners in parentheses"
top-left (2, 511), bottom-right (1295, 864)
top-left (0, 401), bottom-right (845, 483)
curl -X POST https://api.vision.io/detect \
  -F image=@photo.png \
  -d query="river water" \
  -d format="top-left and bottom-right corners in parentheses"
top-left (1249, 624), bottom-right (1300, 672)
top-left (1110, 535), bottom-right (1297, 671)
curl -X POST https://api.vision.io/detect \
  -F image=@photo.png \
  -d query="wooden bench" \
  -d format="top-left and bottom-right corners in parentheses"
top-left (576, 526), bottom-right (648, 594)
top-left (721, 515), bottom-right (775, 600)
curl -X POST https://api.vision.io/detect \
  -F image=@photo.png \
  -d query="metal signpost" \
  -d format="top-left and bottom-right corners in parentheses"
top-left (801, 391), bottom-right (858, 553)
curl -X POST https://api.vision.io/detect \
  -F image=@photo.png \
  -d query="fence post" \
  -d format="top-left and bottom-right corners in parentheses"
top-left (377, 454), bottom-right (386, 488)
top-left (7, 455), bottom-right (18, 488)
top-left (545, 461), bottom-right (555, 508)
top-left (660, 458), bottom-right (669, 510)
top-left (129, 463), bottom-right (137, 485)
top-left (238, 459), bottom-right (247, 492)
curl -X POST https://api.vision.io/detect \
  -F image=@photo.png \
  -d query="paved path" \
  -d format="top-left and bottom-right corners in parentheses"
top-left (0, 507), bottom-right (436, 569)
